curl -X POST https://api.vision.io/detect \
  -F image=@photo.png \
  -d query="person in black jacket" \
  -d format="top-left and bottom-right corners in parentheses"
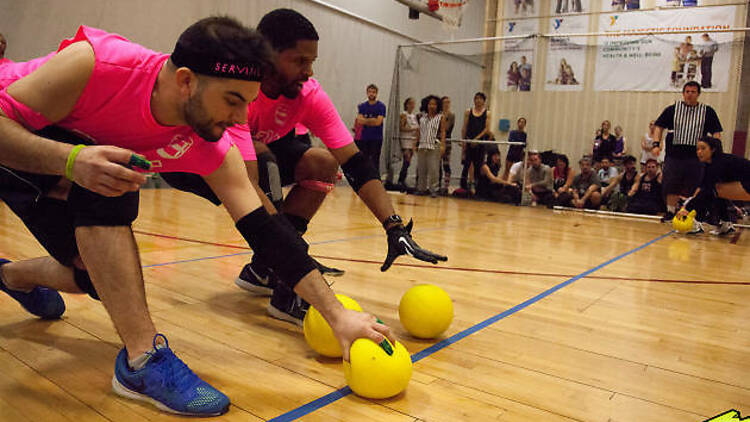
top-left (678, 136), bottom-right (750, 235)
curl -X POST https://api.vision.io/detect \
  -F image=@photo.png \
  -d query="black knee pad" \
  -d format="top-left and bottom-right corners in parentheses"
top-left (68, 184), bottom-right (139, 227)
top-left (73, 267), bottom-right (100, 300)
top-left (257, 152), bottom-right (283, 205)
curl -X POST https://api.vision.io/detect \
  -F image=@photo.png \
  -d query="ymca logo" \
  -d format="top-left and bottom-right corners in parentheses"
top-left (610, 15), bottom-right (619, 26)
top-left (508, 22), bottom-right (516, 32)
top-left (156, 134), bottom-right (194, 160)
top-left (553, 19), bottom-right (563, 30)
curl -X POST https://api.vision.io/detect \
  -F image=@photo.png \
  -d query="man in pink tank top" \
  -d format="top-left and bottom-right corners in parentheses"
top-left (0, 18), bottom-right (392, 417)
top-left (161, 9), bottom-right (447, 327)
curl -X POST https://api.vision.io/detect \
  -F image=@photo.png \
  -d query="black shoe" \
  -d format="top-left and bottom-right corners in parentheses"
top-left (267, 287), bottom-right (309, 326)
top-left (235, 261), bottom-right (278, 296)
top-left (314, 258), bottom-right (345, 277)
top-left (661, 212), bottom-right (675, 223)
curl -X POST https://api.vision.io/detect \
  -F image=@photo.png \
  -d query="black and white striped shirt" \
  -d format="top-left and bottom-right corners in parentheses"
top-left (673, 101), bottom-right (706, 147)
top-left (654, 100), bottom-right (722, 159)
top-left (418, 113), bottom-right (442, 150)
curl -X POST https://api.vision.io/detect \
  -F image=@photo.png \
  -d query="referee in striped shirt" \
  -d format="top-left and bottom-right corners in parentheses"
top-left (652, 81), bottom-right (723, 221)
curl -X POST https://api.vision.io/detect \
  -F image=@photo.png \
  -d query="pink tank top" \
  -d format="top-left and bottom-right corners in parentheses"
top-left (0, 26), bottom-right (240, 175)
top-left (231, 78), bottom-right (352, 160)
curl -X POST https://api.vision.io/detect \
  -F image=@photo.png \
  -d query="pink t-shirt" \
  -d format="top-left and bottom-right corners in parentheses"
top-left (0, 26), bottom-right (244, 175)
top-left (233, 78), bottom-right (353, 160)
top-left (0, 58), bottom-right (14, 66)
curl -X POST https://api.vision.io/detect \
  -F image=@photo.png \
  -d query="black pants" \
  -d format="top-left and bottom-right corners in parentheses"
top-left (355, 139), bottom-right (382, 179)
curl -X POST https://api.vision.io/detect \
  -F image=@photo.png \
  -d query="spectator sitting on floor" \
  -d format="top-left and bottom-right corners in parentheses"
top-left (557, 157), bottom-right (602, 209)
top-left (597, 157), bottom-right (619, 203)
top-left (602, 155), bottom-right (638, 212)
top-left (626, 158), bottom-right (665, 215)
top-left (524, 151), bottom-right (555, 206)
top-left (553, 154), bottom-right (575, 200)
top-left (477, 147), bottom-right (519, 203)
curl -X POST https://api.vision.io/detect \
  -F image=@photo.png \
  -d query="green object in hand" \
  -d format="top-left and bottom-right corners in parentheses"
top-left (128, 154), bottom-right (151, 170)
top-left (375, 318), bottom-right (393, 356)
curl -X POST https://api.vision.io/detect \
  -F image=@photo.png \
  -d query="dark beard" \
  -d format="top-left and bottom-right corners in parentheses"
top-left (184, 92), bottom-right (221, 142)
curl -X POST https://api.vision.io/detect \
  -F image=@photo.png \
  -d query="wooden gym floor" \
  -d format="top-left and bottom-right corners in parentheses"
top-left (0, 187), bottom-right (748, 421)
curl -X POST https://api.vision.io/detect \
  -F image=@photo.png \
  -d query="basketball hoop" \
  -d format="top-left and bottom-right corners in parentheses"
top-left (439, 0), bottom-right (467, 31)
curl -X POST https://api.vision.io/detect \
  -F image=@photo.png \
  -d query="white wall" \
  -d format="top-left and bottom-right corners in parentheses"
top-left (0, 0), bottom-right (486, 134)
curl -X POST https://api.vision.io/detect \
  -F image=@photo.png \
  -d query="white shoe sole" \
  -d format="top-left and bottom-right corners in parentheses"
top-left (266, 303), bottom-right (303, 327)
top-left (234, 277), bottom-right (273, 296)
top-left (111, 375), bottom-right (225, 416)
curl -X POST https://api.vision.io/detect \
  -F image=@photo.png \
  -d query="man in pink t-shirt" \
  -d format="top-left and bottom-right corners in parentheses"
top-left (0, 18), bottom-right (391, 416)
top-left (162, 10), bottom-right (447, 327)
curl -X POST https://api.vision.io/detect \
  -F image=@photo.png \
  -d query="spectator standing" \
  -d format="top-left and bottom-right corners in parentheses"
top-left (640, 120), bottom-right (664, 170)
top-left (613, 125), bottom-right (627, 160)
top-left (653, 81), bottom-right (722, 220)
top-left (593, 120), bottom-right (617, 162)
top-left (440, 96), bottom-right (456, 194)
top-left (460, 92), bottom-right (492, 195)
top-left (396, 97), bottom-right (419, 189)
top-left (504, 117), bottom-right (527, 180)
top-left (356, 83), bottom-right (386, 178)
top-left (415, 95), bottom-right (446, 197)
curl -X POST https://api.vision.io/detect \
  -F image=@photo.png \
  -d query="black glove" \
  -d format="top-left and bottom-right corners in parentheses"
top-left (381, 219), bottom-right (448, 272)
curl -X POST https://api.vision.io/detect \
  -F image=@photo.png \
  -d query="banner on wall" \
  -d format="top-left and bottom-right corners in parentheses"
top-left (545, 16), bottom-right (588, 91)
top-left (594, 6), bottom-right (736, 92)
top-left (504, 0), bottom-right (538, 18)
top-left (500, 19), bottom-right (538, 92)
top-left (552, 0), bottom-right (589, 15)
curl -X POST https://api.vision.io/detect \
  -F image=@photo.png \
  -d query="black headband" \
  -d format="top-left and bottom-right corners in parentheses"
top-left (170, 41), bottom-right (264, 82)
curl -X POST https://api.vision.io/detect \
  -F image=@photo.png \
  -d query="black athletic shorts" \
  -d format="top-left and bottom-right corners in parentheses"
top-left (161, 130), bottom-right (308, 205)
top-left (662, 155), bottom-right (703, 196)
top-left (0, 126), bottom-right (139, 299)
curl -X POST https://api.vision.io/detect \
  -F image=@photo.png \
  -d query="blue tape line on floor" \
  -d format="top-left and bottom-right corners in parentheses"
top-left (268, 231), bottom-right (672, 422)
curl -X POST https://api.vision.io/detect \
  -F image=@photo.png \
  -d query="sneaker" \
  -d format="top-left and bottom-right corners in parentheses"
top-left (661, 211), bottom-right (675, 223)
top-left (112, 334), bottom-right (230, 416)
top-left (0, 259), bottom-right (65, 319)
top-left (709, 221), bottom-right (736, 236)
top-left (267, 287), bottom-right (309, 326)
top-left (314, 258), bottom-right (345, 277)
top-left (235, 261), bottom-right (278, 296)
top-left (687, 220), bottom-right (704, 235)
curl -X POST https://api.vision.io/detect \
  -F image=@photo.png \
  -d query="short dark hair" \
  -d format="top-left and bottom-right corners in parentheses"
top-left (367, 84), bottom-right (378, 92)
top-left (645, 158), bottom-right (658, 166)
top-left (441, 96), bottom-right (450, 101)
top-left (474, 92), bottom-right (487, 101)
top-left (403, 97), bottom-right (414, 111)
top-left (173, 16), bottom-right (273, 76)
top-left (517, 117), bottom-right (526, 124)
top-left (257, 9), bottom-right (319, 52)
top-left (485, 146), bottom-right (500, 165)
top-left (683, 81), bottom-right (701, 94)
top-left (623, 155), bottom-right (637, 164)
top-left (420, 95), bottom-right (443, 114)
top-left (700, 136), bottom-right (723, 157)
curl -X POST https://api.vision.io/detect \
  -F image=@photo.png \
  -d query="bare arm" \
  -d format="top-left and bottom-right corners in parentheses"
top-left (330, 143), bottom-right (395, 224)
top-left (652, 126), bottom-right (664, 155)
top-left (439, 114), bottom-right (447, 155)
top-left (628, 173), bottom-right (642, 197)
top-left (0, 41), bottom-right (145, 195)
top-left (475, 111), bottom-right (492, 140)
top-left (207, 147), bottom-right (392, 359)
top-left (581, 183), bottom-right (600, 202)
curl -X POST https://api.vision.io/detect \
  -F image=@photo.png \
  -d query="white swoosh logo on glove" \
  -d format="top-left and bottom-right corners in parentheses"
top-left (398, 237), bottom-right (415, 256)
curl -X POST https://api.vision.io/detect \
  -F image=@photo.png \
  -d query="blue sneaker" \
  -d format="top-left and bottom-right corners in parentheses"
top-left (112, 334), bottom-right (230, 416)
top-left (0, 259), bottom-right (65, 319)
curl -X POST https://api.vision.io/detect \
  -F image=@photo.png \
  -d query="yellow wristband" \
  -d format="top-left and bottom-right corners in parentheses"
top-left (65, 145), bottom-right (87, 181)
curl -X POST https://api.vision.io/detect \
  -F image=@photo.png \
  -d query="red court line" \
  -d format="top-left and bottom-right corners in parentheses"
top-left (133, 229), bottom-right (750, 286)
